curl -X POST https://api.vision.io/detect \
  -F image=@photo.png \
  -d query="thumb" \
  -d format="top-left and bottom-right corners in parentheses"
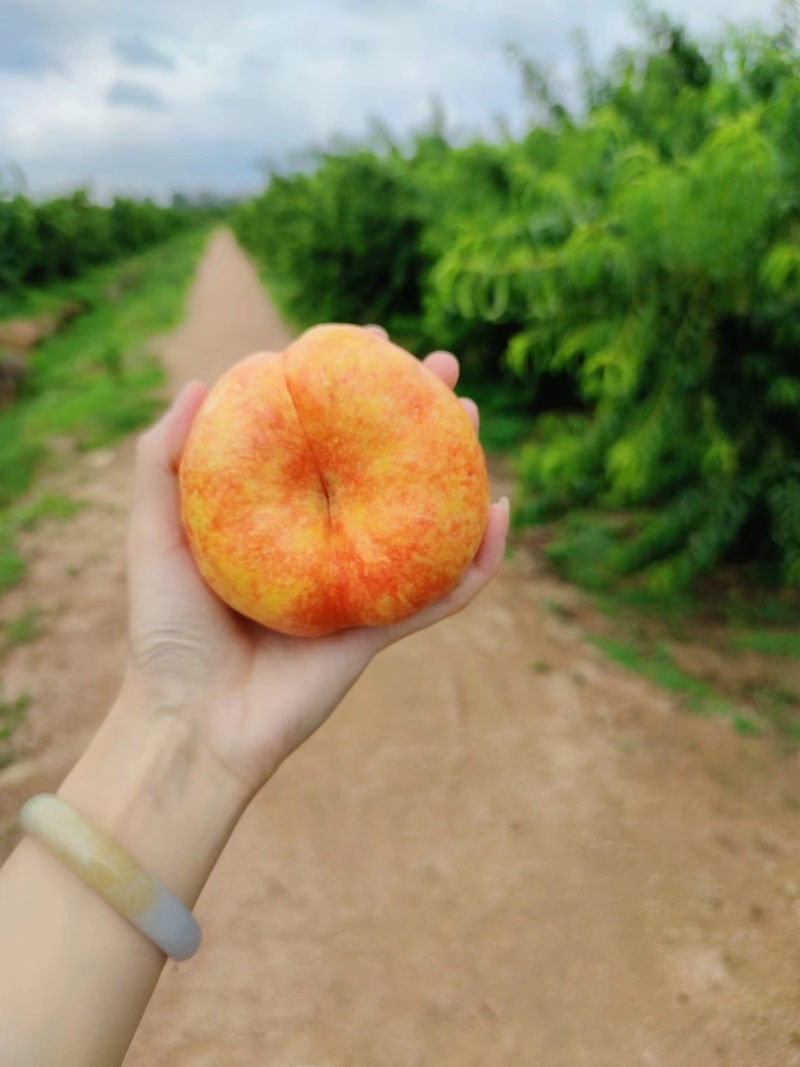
top-left (130, 382), bottom-right (207, 555)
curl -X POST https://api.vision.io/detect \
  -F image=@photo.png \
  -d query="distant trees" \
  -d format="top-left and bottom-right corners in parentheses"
top-left (235, 12), bottom-right (800, 590)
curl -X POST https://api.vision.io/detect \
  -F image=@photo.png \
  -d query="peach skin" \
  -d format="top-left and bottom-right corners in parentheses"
top-left (179, 324), bottom-right (490, 637)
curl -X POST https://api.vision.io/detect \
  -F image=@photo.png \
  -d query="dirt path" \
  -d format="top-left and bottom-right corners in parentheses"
top-left (2, 229), bottom-right (800, 1066)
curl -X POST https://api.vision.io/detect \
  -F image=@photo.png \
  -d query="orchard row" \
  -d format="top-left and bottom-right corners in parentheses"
top-left (235, 11), bottom-right (800, 592)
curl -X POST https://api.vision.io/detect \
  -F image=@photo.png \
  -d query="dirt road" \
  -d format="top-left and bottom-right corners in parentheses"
top-left (2, 229), bottom-right (800, 1066)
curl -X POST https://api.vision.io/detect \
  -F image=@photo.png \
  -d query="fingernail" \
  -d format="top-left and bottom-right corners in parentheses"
top-left (499, 496), bottom-right (510, 517)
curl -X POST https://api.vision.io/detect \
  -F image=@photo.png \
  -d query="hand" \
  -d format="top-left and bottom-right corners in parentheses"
top-left (0, 330), bottom-right (508, 1067)
top-left (125, 327), bottom-right (509, 800)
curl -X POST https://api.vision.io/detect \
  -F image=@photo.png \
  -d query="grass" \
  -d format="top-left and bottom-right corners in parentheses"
top-left (7, 492), bottom-right (84, 530)
top-left (590, 634), bottom-right (800, 743)
top-left (0, 494), bottom-right (85, 595)
top-left (531, 660), bottom-right (552, 673)
top-left (750, 685), bottom-right (800, 744)
top-left (0, 245), bottom-right (182, 326)
top-left (0, 549), bottom-right (24, 596)
top-left (0, 689), bottom-right (30, 771)
top-left (545, 600), bottom-right (576, 622)
top-left (0, 230), bottom-right (208, 596)
top-left (0, 270), bottom-right (96, 326)
top-left (730, 630), bottom-right (800, 661)
top-left (0, 229), bottom-right (208, 511)
top-left (1, 607), bottom-right (44, 652)
top-left (590, 635), bottom-right (737, 719)
top-left (539, 507), bottom-right (800, 745)
top-left (724, 594), bottom-right (798, 628)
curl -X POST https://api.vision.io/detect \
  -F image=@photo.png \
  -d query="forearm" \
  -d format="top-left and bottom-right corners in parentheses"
top-left (0, 680), bottom-right (251, 1067)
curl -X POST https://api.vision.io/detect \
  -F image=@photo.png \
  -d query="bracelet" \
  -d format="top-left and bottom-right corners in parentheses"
top-left (19, 794), bottom-right (202, 962)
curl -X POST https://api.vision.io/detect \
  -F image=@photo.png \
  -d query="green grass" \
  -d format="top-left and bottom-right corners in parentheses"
top-left (0, 689), bottom-right (29, 771)
top-left (590, 636), bottom-right (737, 718)
top-left (9, 493), bottom-right (85, 529)
top-left (0, 229), bottom-right (208, 513)
top-left (0, 550), bottom-right (24, 596)
top-left (0, 230), bottom-right (208, 597)
top-left (730, 630), bottom-right (800, 661)
top-left (724, 594), bottom-right (798, 628)
top-left (0, 271), bottom-right (93, 325)
top-left (591, 633), bottom-right (800, 744)
top-left (545, 600), bottom-right (576, 622)
top-left (0, 494), bottom-right (85, 595)
top-left (0, 244), bottom-right (177, 326)
top-left (531, 660), bottom-right (552, 674)
top-left (749, 685), bottom-right (800, 743)
top-left (1, 607), bottom-right (44, 652)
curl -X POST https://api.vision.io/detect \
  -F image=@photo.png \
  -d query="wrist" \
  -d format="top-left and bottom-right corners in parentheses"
top-left (56, 679), bottom-right (251, 907)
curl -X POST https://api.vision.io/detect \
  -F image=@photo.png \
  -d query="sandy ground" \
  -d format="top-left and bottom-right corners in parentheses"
top-left (2, 229), bottom-right (800, 1066)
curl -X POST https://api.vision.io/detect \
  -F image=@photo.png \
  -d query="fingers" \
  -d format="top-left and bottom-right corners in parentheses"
top-left (363, 327), bottom-right (462, 392)
top-left (375, 498), bottom-right (510, 647)
top-left (422, 354), bottom-right (477, 432)
top-left (363, 329), bottom-right (478, 433)
top-left (459, 397), bottom-right (479, 434)
top-left (363, 324), bottom-right (388, 340)
top-left (423, 350), bottom-right (460, 390)
top-left (130, 382), bottom-right (207, 554)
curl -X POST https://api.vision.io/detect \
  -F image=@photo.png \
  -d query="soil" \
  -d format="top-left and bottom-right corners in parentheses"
top-left (2, 229), bottom-right (800, 1067)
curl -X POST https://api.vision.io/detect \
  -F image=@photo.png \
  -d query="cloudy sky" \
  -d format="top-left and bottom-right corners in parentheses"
top-left (0, 0), bottom-right (778, 201)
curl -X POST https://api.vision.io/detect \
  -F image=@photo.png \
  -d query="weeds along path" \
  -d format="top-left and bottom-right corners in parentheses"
top-left (2, 228), bottom-right (800, 1066)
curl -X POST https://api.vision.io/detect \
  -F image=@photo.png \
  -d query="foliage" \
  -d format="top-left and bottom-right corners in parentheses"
top-left (234, 129), bottom-right (520, 370)
top-left (456, 380), bottom-right (538, 454)
top-left (437, 18), bottom-right (800, 591)
top-left (234, 9), bottom-right (800, 592)
top-left (0, 187), bottom-right (200, 297)
top-left (235, 151), bottom-right (428, 340)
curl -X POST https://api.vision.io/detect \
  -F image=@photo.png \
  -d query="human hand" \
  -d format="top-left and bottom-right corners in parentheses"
top-left (0, 329), bottom-right (508, 1063)
top-left (125, 327), bottom-right (509, 800)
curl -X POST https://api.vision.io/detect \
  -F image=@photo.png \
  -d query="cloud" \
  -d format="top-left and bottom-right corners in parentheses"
top-left (0, 0), bottom-right (778, 200)
top-left (0, 4), bottom-right (62, 75)
top-left (339, 0), bottom-right (427, 8)
top-left (114, 35), bottom-right (176, 71)
top-left (107, 80), bottom-right (168, 111)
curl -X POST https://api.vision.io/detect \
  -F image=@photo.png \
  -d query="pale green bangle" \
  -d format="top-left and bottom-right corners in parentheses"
top-left (20, 794), bottom-right (202, 962)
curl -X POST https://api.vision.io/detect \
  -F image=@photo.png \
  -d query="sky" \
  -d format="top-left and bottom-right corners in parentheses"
top-left (0, 0), bottom-right (780, 202)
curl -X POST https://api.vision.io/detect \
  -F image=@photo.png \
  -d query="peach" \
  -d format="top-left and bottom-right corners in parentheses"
top-left (179, 324), bottom-right (490, 637)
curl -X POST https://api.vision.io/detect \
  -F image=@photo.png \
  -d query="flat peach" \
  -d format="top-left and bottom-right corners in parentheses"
top-left (180, 324), bottom-right (489, 637)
